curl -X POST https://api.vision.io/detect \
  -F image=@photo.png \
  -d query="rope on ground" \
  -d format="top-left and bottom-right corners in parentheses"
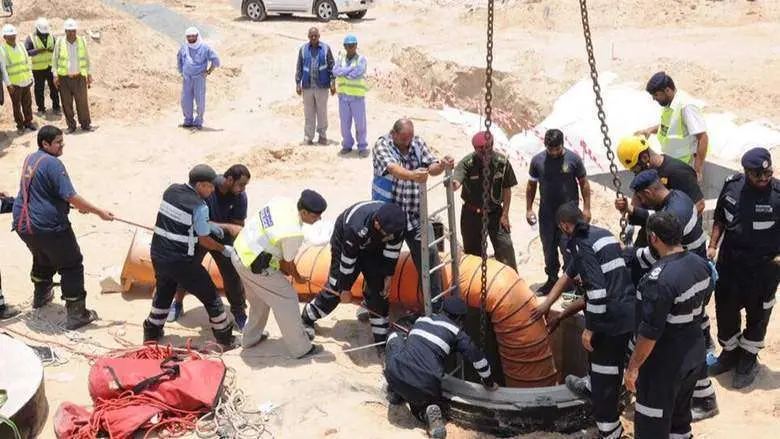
top-left (195, 367), bottom-right (273, 439)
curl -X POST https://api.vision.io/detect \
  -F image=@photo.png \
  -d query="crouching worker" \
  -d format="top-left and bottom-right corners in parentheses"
top-left (301, 201), bottom-right (405, 344)
top-left (531, 202), bottom-right (635, 439)
top-left (230, 190), bottom-right (327, 358)
top-left (384, 296), bottom-right (498, 439)
top-left (143, 165), bottom-right (238, 349)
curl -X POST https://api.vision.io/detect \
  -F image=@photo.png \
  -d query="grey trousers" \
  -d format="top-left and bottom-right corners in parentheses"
top-left (302, 87), bottom-right (329, 141)
top-left (231, 256), bottom-right (312, 358)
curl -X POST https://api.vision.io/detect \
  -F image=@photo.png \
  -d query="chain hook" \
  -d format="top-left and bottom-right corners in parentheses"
top-left (578, 0), bottom-right (628, 242)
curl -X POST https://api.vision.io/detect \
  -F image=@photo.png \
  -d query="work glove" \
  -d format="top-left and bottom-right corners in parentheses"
top-left (222, 245), bottom-right (237, 258)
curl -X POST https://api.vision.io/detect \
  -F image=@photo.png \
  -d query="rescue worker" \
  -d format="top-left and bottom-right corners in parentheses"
top-left (168, 165), bottom-right (251, 329)
top-left (452, 131), bottom-right (518, 271)
top-left (617, 135), bottom-right (704, 214)
top-left (295, 27), bottom-right (335, 145)
top-left (636, 72), bottom-right (708, 182)
top-left (25, 17), bottom-right (60, 115)
top-left (2, 24), bottom-right (36, 134)
top-left (384, 296), bottom-right (498, 438)
top-left (617, 169), bottom-right (719, 420)
top-left (301, 201), bottom-right (406, 344)
top-left (230, 189), bottom-right (327, 358)
top-left (12, 125), bottom-right (114, 329)
top-left (531, 202), bottom-right (634, 439)
top-left (52, 18), bottom-right (93, 133)
top-left (0, 191), bottom-right (21, 319)
top-left (707, 147), bottom-right (779, 389)
top-left (526, 128), bottom-right (591, 294)
top-left (372, 119), bottom-right (454, 311)
top-left (142, 165), bottom-right (238, 349)
top-left (177, 27), bottom-right (219, 130)
top-left (625, 211), bottom-right (713, 439)
top-left (334, 34), bottom-right (368, 157)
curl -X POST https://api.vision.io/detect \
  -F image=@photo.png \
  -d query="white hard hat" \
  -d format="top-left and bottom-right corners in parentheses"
top-left (2, 24), bottom-right (17, 36)
top-left (35, 18), bottom-right (50, 34)
top-left (63, 18), bottom-right (78, 31)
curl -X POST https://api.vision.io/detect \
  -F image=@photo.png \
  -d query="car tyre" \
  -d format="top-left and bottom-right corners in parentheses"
top-left (244, 0), bottom-right (267, 22)
top-left (346, 10), bottom-right (367, 20)
top-left (314, 0), bottom-right (337, 22)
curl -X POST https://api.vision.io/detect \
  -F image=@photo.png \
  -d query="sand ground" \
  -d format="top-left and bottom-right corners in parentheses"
top-left (0, 0), bottom-right (778, 438)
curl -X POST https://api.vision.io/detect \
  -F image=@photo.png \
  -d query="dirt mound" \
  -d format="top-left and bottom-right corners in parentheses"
top-left (0, 0), bottom-right (240, 125)
top-left (370, 47), bottom-right (541, 135)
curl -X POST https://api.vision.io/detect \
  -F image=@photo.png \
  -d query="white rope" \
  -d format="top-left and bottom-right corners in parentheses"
top-left (195, 367), bottom-right (272, 438)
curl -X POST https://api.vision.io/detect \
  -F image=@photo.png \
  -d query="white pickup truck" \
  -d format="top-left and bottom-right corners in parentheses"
top-left (240, 0), bottom-right (375, 22)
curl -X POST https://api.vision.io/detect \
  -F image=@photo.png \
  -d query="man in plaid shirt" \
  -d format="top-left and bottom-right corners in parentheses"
top-left (372, 118), bottom-right (455, 306)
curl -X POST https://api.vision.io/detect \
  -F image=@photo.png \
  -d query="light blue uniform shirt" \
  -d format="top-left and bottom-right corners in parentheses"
top-left (177, 43), bottom-right (220, 78)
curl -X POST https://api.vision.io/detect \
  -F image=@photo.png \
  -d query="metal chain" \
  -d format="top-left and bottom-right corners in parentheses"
top-left (578, 0), bottom-right (628, 242)
top-left (479, 0), bottom-right (495, 350)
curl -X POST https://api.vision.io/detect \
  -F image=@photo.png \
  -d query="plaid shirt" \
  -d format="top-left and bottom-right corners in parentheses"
top-left (372, 133), bottom-right (437, 229)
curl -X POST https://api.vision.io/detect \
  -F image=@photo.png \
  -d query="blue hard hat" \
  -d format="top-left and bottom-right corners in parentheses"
top-left (343, 34), bottom-right (357, 45)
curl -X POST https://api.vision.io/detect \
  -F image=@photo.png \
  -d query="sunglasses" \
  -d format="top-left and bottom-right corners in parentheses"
top-left (747, 168), bottom-right (773, 178)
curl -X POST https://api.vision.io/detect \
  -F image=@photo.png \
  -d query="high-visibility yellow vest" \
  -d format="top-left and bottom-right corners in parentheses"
top-left (2, 43), bottom-right (33, 86)
top-left (233, 198), bottom-right (303, 270)
top-left (657, 90), bottom-right (704, 166)
top-left (56, 36), bottom-right (88, 77)
top-left (30, 33), bottom-right (54, 70)
top-left (335, 53), bottom-right (367, 97)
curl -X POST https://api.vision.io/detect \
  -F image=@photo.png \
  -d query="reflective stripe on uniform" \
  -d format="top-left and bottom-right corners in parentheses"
top-left (674, 278), bottom-right (709, 304)
top-left (409, 328), bottom-right (450, 354)
top-left (417, 316), bottom-right (459, 335)
top-left (635, 402), bottom-right (663, 418)
top-left (159, 200), bottom-right (193, 225)
top-left (591, 363), bottom-right (619, 375)
top-left (667, 305), bottom-right (703, 324)
top-left (587, 289), bottom-right (607, 300)
top-left (600, 258), bottom-right (625, 273)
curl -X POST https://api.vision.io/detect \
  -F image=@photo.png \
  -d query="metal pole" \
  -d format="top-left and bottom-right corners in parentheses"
top-left (444, 168), bottom-right (460, 298)
top-left (420, 180), bottom-right (432, 316)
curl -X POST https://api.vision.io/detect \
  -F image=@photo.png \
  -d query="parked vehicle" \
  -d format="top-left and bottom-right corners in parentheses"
top-left (240, 0), bottom-right (374, 22)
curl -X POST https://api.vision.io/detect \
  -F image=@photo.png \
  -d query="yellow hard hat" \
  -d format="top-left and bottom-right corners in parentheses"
top-left (617, 136), bottom-right (650, 170)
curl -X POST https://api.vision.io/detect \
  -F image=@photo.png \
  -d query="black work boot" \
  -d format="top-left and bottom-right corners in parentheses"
top-left (536, 277), bottom-right (558, 296)
top-left (425, 404), bottom-right (447, 438)
top-left (65, 299), bottom-right (98, 330)
top-left (733, 350), bottom-right (759, 389)
top-left (32, 282), bottom-right (55, 309)
top-left (301, 307), bottom-right (317, 340)
top-left (0, 304), bottom-right (21, 320)
top-left (691, 395), bottom-right (719, 422)
top-left (386, 388), bottom-right (404, 405)
top-left (564, 374), bottom-right (592, 399)
top-left (213, 325), bottom-right (240, 351)
top-left (708, 349), bottom-right (739, 377)
top-left (143, 319), bottom-right (164, 343)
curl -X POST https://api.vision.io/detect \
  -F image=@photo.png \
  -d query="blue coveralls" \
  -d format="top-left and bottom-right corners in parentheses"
top-left (177, 42), bottom-right (220, 128)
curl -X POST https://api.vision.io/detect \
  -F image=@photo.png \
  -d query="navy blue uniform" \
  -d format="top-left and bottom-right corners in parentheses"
top-left (145, 184), bottom-right (232, 343)
top-left (634, 251), bottom-right (712, 439)
top-left (713, 174), bottom-right (780, 358)
top-left (12, 150), bottom-right (86, 302)
top-left (626, 189), bottom-right (717, 411)
top-left (564, 224), bottom-right (634, 439)
top-left (384, 314), bottom-right (493, 421)
top-left (194, 178), bottom-right (249, 316)
top-left (302, 201), bottom-right (404, 342)
top-left (528, 149), bottom-right (585, 279)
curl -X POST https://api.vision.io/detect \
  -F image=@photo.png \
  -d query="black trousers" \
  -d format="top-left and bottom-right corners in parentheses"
top-left (715, 257), bottom-right (779, 356)
top-left (32, 68), bottom-right (59, 112)
top-left (303, 244), bottom-right (389, 342)
top-left (18, 228), bottom-right (85, 301)
top-left (192, 247), bottom-right (246, 315)
top-left (635, 362), bottom-right (700, 439)
top-left (146, 259), bottom-right (228, 332)
top-left (589, 332), bottom-right (630, 438)
top-left (460, 206), bottom-right (517, 271)
top-left (539, 207), bottom-right (567, 279)
top-left (384, 334), bottom-right (440, 423)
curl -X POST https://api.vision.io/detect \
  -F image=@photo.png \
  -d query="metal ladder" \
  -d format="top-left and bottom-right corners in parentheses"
top-left (419, 168), bottom-right (461, 317)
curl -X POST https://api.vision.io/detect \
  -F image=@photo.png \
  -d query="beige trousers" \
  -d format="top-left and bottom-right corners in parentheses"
top-left (231, 256), bottom-right (312, 358)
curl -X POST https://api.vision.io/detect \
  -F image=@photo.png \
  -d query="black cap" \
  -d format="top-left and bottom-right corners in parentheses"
top-left (374, 203), bottom-right (405, 236)
top-left (188, 164), bottom-right (218, 184)
top-left (741, 147), bottom-right (772, 170)
top-left (298, 189), bottom-right (327, 214)
top-left (442, 296), bottom-right (468, 317)
top-left (630, 169), bottom-right (660, 192)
